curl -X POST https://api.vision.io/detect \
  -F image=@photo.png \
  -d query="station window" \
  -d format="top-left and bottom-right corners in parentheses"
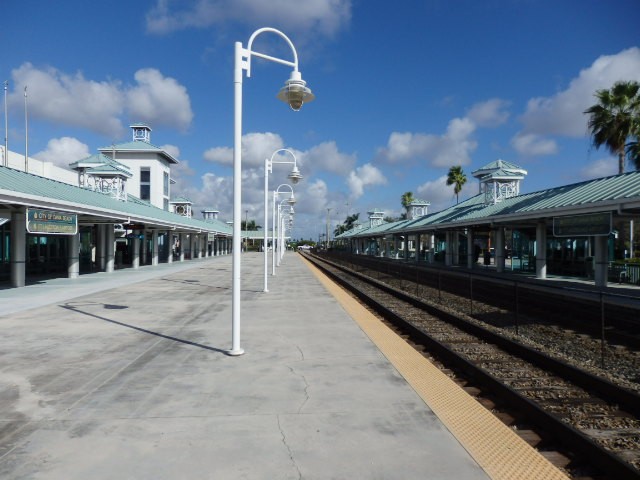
top-left (163, 171), bottom-right (169, 196)
top-left (140, 168), bottom-right (151, 201)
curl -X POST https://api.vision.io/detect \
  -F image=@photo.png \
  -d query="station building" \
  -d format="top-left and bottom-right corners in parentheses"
top-left (0, 125), bottom-right (232, 288)
top-left (335, 160), bottom-right (640, 288)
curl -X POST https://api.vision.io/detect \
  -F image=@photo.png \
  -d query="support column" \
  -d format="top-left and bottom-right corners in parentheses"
top-left (132, 235), bottom-right (140, 269)
top-left (428, 233), bottom-right (435, 263)
top-left (445, 231), bottom-right (453, 266)
top-left (467, 229), bottom-right (474, 269)
top-left (535, 221), bottom-right (547, 279)
top-left (10, 210), bottom-right (26, 288)
top-left (141, 232), bottom-right (148, 265)
top-left (594, 235), bottom-right (609, 287)
top-left (68, 232), bottom-right (80, 279)
top-left (97, 224), bottom-right (106, 271)
top-left (152, 230), bottom-right (159, 266)
top-left (452, 232), bottom-right (459, 265)
top-left (105, 224), bottom-right (115, 273)
top-left (179, 233), bottom-right (186, 262)
top-left (167, 231), bottom-right (174, 264)
top-left (495, 227), bottom-right (505, 273)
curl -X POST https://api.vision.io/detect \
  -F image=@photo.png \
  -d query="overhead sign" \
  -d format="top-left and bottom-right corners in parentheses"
top-left (552, 212), bottom-right (611, 237)
top-left (26, 208), bottom-right (78, 235)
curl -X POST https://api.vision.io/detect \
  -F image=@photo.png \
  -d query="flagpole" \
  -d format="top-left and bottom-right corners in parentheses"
top-left (3, 81), bottom-right (7, 167)
top-left (24, 85), bottom-right (28, 172)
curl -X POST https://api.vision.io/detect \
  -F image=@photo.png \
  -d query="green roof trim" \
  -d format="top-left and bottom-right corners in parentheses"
top-left (0, 166), bottom-right (231, 235)
top-left (337, 171), bottom-right (640, 239)
top-left (98, 141), bottom-right (179, 164)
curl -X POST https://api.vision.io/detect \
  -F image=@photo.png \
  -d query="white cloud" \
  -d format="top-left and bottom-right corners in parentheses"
top-left (377, 117), bottom-right (477, 167)
top-left (203, 132), bottom-right (284, 168)
top-left (32, 137), bottom-right (90, 168)
top-left (10, 63), bottom-right (124, 137)
top-left (511, 133), bottom-right (558, 156)
top-left (160, 144), bottom-right (181, 161)
top-left (346, 163), bottom-right (387, 198)
top-left (296, 178), bottom-right (329, 214)
top-left (579, 158), bottom-right (618, 180)
top-left (146, 0), bottom-right (351, 39)
top-left (9, 63), bottom-right (193, 138)
top-left (519, 47), bottom-right (640, 138)
top-left (416, 174), bottom-right (475, 211)
top-left (126, 69), bottom-right (193, 131)
top-left (175, 172), bottom-right (234, 220)
top-left (466, 98), bottom-right (510, 127)
top-left (298, 141), bottom-right (356, 176)
top-left (183, 135), bottom-right (355, 223)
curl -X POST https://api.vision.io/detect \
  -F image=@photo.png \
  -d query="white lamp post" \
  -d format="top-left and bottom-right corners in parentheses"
top-left (278, 204), bottom-right (294, 266)
top-left (230, 27), bottom-right (314, 356)
top-left (264, 149), bottom-right (301, 292)
top-left (272, 184), bottom-right (295, 275)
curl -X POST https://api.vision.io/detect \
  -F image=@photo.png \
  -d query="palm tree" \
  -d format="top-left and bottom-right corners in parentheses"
top-left (627, 140), bottom-right (640, 170)
top-left (334, 213), bottom-right (360, 237)
top-left (584, 80), bottom-right (640, 174)
top-left (241, 219), bottom-right (261, 231)
top-left (446, 166), bottom-right (467, 204)
top-left (400, 191), bottom-right (415, 219)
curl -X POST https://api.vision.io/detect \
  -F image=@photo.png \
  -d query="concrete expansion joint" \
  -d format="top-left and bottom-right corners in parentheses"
top-left (276, 414), bottom-right (302, 479)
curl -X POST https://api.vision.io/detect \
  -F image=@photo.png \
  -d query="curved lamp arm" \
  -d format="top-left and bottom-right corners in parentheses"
top-left (244, 28), bottom-right (299, 78)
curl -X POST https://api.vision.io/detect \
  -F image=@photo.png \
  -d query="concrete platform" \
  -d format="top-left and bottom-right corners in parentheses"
top-left (0, 252), bottom-right (491, 479)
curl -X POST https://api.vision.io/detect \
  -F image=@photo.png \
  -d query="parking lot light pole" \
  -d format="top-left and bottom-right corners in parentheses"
top-left (230, 27), bottom-right (314, 356)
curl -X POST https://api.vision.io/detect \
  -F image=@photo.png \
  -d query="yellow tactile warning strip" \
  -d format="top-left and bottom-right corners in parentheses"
top-left (302, 257), bottom-right (569, 480)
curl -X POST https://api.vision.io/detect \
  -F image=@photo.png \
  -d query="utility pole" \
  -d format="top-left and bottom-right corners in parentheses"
top-left (326, 207), bottom-right (332, 250)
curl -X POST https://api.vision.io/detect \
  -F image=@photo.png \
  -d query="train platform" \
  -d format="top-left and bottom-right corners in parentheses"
top-left (0, 252), bottom-right (568, 479)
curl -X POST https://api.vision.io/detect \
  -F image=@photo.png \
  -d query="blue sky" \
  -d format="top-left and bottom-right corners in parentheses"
top-left (3, 0), bottom-right (640, 240)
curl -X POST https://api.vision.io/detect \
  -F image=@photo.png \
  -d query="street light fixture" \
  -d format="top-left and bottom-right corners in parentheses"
top-left (272, 184), bottom-right (295, 276)
top-left (263, 148), bottom-right (302, 292)
top-left (230, 27), bottom-right (314, 356)
top-left (277, 202), bottom-right (295, 266)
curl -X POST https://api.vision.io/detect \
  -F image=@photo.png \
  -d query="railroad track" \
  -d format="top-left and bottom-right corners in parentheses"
top-left (303, 252), bottom-right (640, 479)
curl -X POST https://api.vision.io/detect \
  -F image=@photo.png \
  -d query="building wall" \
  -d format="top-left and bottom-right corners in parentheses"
top-left (1, 147), bottom-right (78, 185)
top-left (105, 152), bottom-right (171, 210)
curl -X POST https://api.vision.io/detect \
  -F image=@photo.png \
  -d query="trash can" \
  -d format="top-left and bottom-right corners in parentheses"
top-left (483, 251), bottom-right (491, 266)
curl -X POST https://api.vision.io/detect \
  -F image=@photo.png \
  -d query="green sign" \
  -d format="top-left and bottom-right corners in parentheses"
top-left (552, 212), bottom-right (611, 237)
top-left (26, 208), bottom-right (78, 235)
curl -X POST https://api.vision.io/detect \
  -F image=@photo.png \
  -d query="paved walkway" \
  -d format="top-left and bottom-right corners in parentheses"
top-left (0, 253), bottom-right (489, 479)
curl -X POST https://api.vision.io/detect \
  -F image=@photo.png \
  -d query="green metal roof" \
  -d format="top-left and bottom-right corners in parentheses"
top-left (472, 159), bottom-right (527, 177)
top-left (170, 196), bottom-right (193, 204)
top-left (98, 141), bottom-right (179, 164)
top-left (0, 166), bottom-right (231, 235)
top-left (338, 171), bottom-right (640, 239)
top-left (69, 153), bottom-right (133, 176)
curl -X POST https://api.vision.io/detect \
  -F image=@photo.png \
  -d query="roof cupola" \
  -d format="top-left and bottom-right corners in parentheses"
top-left (131, 123), bottom-right (152, 143)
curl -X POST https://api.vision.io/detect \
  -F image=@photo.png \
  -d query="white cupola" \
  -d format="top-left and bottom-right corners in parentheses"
top-left (471, 159), bottom-right (527, 205)
top-left (131, 123), bottom-right (152, 143)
